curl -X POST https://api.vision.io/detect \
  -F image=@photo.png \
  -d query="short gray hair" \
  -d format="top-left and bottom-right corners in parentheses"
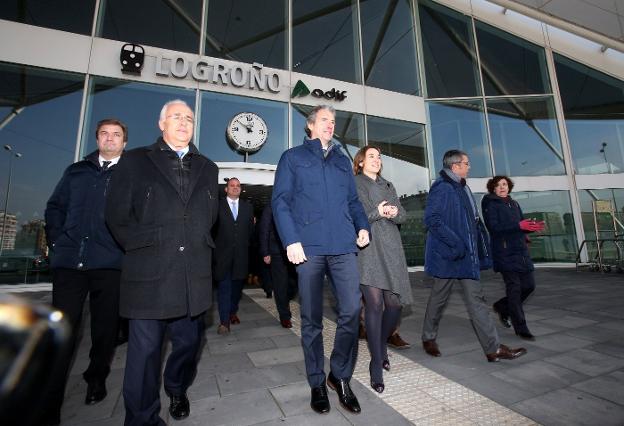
top-left (159, 99), bottom-right (192, 121)
top-left (305, 105), bottom-right (336, 137)
top-left (442, 149), bottom-right (468, 169)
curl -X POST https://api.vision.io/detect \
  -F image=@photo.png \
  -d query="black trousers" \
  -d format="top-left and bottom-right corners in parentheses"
top-left (44, 268), bottom-right (120, 422)
top-left (270, 251), bottom-right (294, 320)
top-left (493, 271), bottom-right (536, 333)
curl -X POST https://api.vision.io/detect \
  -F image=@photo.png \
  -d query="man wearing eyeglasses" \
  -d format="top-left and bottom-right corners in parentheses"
top-left (43, 118), bottom-right (127, 425)
top-left (106, 99), bottom-right (219, 425)
top-left (421, 149), bottom-right (527, 363)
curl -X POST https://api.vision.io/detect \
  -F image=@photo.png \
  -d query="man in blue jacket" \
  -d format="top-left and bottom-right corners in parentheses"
top-left (272, 105), bottom-right (370, 415)
top-left (42, 118), bottom-right (126, 425)
top-left (421, 149), bottom-right (527, 363)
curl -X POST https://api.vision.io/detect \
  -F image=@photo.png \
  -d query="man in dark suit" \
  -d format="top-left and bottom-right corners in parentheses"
top-left (42, 118), bottom-right (127, 425)
top-left (258, 200), bottom-right (296, 328)
top-left (105, 99), bottom-right (219, 425)
top-left (272, 105), bottom-right (370, 415)
top-left (213, 177), bottom-right (254, 334)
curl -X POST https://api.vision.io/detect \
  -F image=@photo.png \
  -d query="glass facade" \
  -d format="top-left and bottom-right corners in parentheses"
top-left (1, 0), bottom-right (624, 278)
top-left (0, 63), bottom-right (84, 283)
top-left (555, 54), bottom-right (624, 175)
top-left (577, 189), bottom-right (624, 262)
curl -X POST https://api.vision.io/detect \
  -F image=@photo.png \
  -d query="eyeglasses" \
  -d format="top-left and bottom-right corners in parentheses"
top-left (454, 161), bottom-right (470, 166)
top-left (166, 113), bottom-right (194, 124)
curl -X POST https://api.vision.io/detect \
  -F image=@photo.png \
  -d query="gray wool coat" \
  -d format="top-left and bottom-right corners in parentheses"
top-left (355, 174), bottom-right (413, 304)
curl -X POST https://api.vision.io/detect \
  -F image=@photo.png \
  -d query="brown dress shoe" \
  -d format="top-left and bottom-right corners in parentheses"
top-left (217, 324), bottom-right (230, 335)
top-left (281, 319), bottom-right (293, 328)
top-left (230, 314), bottom-right (241, 324)
top-left (422, 339), bottom-right (441, 357)
top-left (387, 333), bottom-right (411, 349)
top-left (486, 344), bottom-right (527, 362)
top-left (358, 323), bottom-right (367, 340)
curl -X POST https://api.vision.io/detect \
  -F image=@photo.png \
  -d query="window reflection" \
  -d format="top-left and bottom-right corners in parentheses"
top-left (0, 0), bottom-right (96, 35)
top-left (98, 0), bottom-right (201, 53)
top-left (509, 191), bottom-right (577, 262)
top-left (82, 77), bottom-right (196, 155)
top-left (0, 63), bottom-right (84, 283)
top-left (487, 96), bottom-right (564, 176)
top-left (475, 21), bottom-right (550, 96)
top-left (360, 0), bottom-right (419, 95)
top-left (555, 54), bottom-right (624, 175)
top-left (427, 99), bottom-right (491, 177)
top-left (418, 0), bottom-right (480, 98)
top-left (204, 0), bottom-right (287, 69)
top-left (199, 92), bottom-right (288, 164)
top-left (291, 104), bottom-right (365, 159)
top-left (366, 116), bottom-right (428, 266)
top-left (578, 189), bottom-right (624, 262)
top-left (292, 0), bottom-right (362, 83)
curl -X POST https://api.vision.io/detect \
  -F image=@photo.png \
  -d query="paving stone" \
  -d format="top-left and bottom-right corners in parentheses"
top-left (233, 324), bottom-right (294, 340)
top-left (543, 348), bottom-right (624, 376)
top-left (270, 333), bottom-right (302, 348)
top-left (195, 351), bottom-right (255, 375)
top-left (457, 374), bottom-right (536, 406)
top-left (492, 360), bottom-right (590, 394)
top-left (529, 333), bottom-right (595, 352)
top-left (588, 340), bottom-right (624, 359)
top-left (537, 315), bottom-right (598, 329)
top-left (511, 387), bottom-right (624, 426)
top-left (572, 370), bottom-right (624, 405)
top-left (248, 346), bottom-right (305, 367)
top-left (254, 410), bottom-right (352, 425)
top-left (216, 364), bottom-right (305, 396)
top-left (208, 337), bottom-right (276, 355)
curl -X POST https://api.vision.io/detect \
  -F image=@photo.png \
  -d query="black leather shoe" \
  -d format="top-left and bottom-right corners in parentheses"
top-left (370, 380), bottom-right (385, 393)
top-left (310, 384), bottom-right (330, 414)
top-left (85, 380), bottom-right (107, 405)
top-left (169, 393), bottom-right (190, 420)
top-left (382, 359), bottom-right (390, 372)
top-left (493, 304), bottom-right (512, 328)
top-left (515, 331), bottom-right (536, 341)
top-left (327, 372), bottom-right (361, 414)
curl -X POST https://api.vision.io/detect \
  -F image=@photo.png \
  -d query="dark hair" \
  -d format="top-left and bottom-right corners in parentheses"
top-left (95, 118), bottom-right (128, 142)
top-left (442, 149), bottom-right (468, 169)
top-left (226, 177), bottom-right (240, 185)
top-left (352, 146), bottom-right (382, 176)
top-left (304, 105), bottom-right (335, 137)
top-left (486, 175), bottom-right (514, 194)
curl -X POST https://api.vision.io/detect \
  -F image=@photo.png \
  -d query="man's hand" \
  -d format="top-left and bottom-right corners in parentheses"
top-left (286, 242), bottom-right (307, 264)
top-left (263, 255), bottom-right (271, 265)
top-left (356, 229), bottom-right (370, 247)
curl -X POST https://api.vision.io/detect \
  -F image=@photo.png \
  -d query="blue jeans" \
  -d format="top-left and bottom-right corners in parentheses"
top-left (296, 253), bottom-right (361, 388)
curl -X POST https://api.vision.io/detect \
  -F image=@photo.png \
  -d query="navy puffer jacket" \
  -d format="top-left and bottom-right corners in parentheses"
top-left (45, 151), bottom-right (123, 270)
top-left (481, 193), bottom-right (534, 273)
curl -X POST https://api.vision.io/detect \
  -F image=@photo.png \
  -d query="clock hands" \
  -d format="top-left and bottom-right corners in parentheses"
top-left (236, 119), bottom-right (254, 133)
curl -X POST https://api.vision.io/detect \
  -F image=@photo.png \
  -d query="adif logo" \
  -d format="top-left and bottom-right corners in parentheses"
top-left (291, 80), bottom-right (347, 101)
top-left (120, 43), bottom-right (145, 75)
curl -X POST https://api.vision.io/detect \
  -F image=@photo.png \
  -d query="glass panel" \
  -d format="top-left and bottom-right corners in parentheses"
top-left (0, 0), bottom-right (96, 35)
top-left (487, 96), bottom-right (565, 176)
top-left (82, 77), bottom-right (196, 155)
top-left (366, 116), bottom-right (428, 265)
top-left (98, 0), bottom-right (201, 53)
top-left (0, 63), bottom-right (84, 283)
top-left (511, 191), bottom-right (577, 262)
top-left (291, 105), bottom-right (365, 157)
top-left (199, 92), bottom-right (288, 164)
top-left (555, 54), bottom-right (624, 175)
top-left (360, 0), bottom-right (419, 95)
top-left (427, 99), bottom-right (491, 177)
top-left (292, 0), bottom-right (362, 83)
top-left (475, 21), bottom-right (550, 96)
top-left (204, 0), bottom-right (287, 69)
top-left (418, 0), bottom-right (480, 98)
top-left (578, 189), bottom-right (624, 264)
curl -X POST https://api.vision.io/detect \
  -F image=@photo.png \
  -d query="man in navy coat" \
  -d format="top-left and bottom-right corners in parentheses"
top-left (421, 149), bottom-right (527, 363)
top-left (272, 105), bottom-right (370, 415)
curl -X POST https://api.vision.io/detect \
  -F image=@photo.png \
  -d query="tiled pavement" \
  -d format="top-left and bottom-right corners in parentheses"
top-left (3, 268), bottom-right (624, 425)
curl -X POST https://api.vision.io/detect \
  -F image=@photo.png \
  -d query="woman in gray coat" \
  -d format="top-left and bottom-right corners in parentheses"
top-left (353, 146), bottom-right (413, 394)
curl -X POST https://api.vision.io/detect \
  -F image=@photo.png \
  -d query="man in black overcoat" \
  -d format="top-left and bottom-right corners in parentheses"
top-left (105, 99), bottom-right (219, 425)
top-left (213, 177), bottom-right (254, 334)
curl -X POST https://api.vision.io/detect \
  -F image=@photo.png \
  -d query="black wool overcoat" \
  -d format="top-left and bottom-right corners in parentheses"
top-left (213, 198), bottom-right (254, 282)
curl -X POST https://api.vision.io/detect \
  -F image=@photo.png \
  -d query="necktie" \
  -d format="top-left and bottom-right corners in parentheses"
top-left (176, 151), bottom-right (184, 158)
top-left (231, 201), bottom-right (238, 220)
top-left (102, 160), bottom-right (112, 170)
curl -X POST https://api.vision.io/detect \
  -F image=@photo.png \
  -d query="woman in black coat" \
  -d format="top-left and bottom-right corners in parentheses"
top-left (481, 176), bottom-right (544, 340)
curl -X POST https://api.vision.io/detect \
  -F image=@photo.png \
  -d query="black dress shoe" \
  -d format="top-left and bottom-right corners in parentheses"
top-left (382, 359), bottom-right (390, 372)
top-left (327, 372), bottom-right (361, 414)
top-left (169, 393), bottom-right (190, 420)
top-left (310, 384), bottom-right (330, 414)
top-left (370, 380), bottom-right (385, 393)
top-left (515, 331), bottom-right (536, 341)
top-left (85, 380), bottom-right (107, 405)
top-left (493, 304), bottom-right (512, 328)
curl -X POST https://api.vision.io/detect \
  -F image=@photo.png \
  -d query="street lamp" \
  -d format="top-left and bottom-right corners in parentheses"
top-left (0, 144), bottom-right (22, 258)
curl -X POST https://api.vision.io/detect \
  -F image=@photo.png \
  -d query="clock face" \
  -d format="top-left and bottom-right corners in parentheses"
top-left (226, 112), bottom-right (268, 153)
